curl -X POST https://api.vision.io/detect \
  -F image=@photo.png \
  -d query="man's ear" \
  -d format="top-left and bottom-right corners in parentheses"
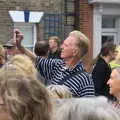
top-left (73, 48), bottom-right (80, 57)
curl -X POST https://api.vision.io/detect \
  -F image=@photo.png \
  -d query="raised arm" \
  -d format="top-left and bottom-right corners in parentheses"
top-left (15, 29), bottom-right (36, 61)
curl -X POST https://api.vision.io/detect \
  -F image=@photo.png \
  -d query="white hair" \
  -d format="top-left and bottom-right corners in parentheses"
top-left (52, 97), bottom-right (120, 120)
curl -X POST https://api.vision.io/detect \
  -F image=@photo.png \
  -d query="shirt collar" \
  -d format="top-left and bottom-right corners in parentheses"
top-left (62, 61), bottom-right (84, 72)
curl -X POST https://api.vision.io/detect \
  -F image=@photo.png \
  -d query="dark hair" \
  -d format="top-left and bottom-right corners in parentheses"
top-left (92, 43), bottom-right (116, 65)
top-left (34, 41), bottom-right (49, 56)
top-left (100, 42), bottom-right (116, 57)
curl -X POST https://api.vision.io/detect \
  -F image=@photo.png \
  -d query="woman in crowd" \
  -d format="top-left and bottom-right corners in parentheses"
top-left (107, 67), bottom-right (120, 107)
top-left (92, 42), bottom-right (116, 99)
top-left (0, 65), bottom-right (51, 120)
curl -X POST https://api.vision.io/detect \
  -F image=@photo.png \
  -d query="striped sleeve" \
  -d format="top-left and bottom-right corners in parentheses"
top-left (35, 57), bottom-right (56, 79)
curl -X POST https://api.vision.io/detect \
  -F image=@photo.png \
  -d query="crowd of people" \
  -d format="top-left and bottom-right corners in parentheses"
top-left (0, 29), bottom-right (120, 120)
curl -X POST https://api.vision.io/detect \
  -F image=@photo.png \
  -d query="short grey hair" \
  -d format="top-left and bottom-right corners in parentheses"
top-left (52, 97), bottom-right (120, 120)
top-left (69, 30), bottom-right (89, 57)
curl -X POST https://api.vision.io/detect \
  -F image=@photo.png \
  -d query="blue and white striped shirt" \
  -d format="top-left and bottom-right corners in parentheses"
top-left (36, 57), bottom-right (95, 97)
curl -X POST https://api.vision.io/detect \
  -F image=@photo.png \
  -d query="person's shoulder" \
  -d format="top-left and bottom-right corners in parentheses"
top-left (93, 58), bottom-right (107, 70)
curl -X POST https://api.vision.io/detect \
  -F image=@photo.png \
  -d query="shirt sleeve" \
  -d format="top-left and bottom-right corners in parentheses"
top-left (35, 56), bottom-right (57, 79)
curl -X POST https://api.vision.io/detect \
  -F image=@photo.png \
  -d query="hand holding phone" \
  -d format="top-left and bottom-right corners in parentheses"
top-left (14, 29), bottom-right (24, 48)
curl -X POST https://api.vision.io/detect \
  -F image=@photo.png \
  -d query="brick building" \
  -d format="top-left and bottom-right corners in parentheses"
top-left (0, 0), bottom-right (63, 45)
top-left (80, 0), bottom-right (120, 71)
top-left (1, 0), bottom-right (120, 71)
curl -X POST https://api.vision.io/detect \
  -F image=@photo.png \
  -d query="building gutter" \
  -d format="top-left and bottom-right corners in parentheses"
top-left (89, 0), bottom-right (120, 4)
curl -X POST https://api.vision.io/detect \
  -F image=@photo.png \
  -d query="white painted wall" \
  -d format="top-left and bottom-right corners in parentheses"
top-left (93, 5), bottom-right (102, 58)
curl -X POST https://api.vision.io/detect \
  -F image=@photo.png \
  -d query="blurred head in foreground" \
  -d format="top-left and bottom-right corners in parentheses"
top-left (52, 97), bottom-right (120, 120)
top-left (0, 73), bottom-right (51, 120)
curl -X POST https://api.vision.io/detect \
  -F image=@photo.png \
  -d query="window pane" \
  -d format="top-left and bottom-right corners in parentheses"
top-left (102, 16), bottom-right (116, 28)
top-left (102, 35), bottom-right (114, 45)
top-left (43, 13), bottom-right (62, 40)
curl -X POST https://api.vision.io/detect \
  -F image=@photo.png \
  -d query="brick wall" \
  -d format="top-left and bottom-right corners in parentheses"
top-left (0, 0), bottom-right (62, 44)
top-left (79, 0), bottom-right (93, 72)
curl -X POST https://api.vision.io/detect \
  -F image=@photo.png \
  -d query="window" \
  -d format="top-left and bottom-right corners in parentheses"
top-left (43, 13), bottom-right (63, 40)
top-left (102, 16), bottom-right (116, 28)
top-left (102, 16), bottom-right (117, 45)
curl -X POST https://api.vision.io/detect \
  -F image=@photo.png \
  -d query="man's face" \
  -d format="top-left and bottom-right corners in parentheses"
top-left (107, 69), bottom-right (120, 97)
top-left (49, 39), bottom-right (58, 50)
top-left (60, 36), bottom-right (78, 60)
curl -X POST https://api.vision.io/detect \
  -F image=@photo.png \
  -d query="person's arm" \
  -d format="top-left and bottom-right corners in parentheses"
top-left (15, 29), bottom-right (36, 61)
top-left (14, 29), bottom-right (59, 82)
top-left (18, 45), bottom-right (36, 61)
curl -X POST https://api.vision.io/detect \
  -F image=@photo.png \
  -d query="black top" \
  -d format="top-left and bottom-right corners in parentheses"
top-left (92, 57), bottom-right (112, 98)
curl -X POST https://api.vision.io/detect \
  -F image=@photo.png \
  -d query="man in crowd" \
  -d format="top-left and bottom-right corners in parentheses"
top-left (48, 36), bottom-right (61, 59)
top-left (3, 39), bottom-right (21, 60)
top-left (15, 29), bottom-right (95, 97)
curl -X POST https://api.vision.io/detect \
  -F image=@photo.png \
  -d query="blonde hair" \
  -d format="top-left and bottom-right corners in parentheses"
top-left (112, 46), bottom-right (120, 64)
top-left (8, 54), bottom-right (37, 78)
top-left (69, 30), bottom-right (89, 57)
top-left (0, 45), bottom-right (5, 59)
top-left (0, 73), bottom-right (50, 120)
top-left (47, 85), bottom-right (72, 99)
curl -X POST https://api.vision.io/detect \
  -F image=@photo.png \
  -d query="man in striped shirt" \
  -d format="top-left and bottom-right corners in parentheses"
top-left (16, 30), bottom-right (95, 97)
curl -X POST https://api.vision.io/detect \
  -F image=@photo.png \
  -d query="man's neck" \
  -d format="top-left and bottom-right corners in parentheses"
top-left (64, 57), bottom-right (80, 68)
